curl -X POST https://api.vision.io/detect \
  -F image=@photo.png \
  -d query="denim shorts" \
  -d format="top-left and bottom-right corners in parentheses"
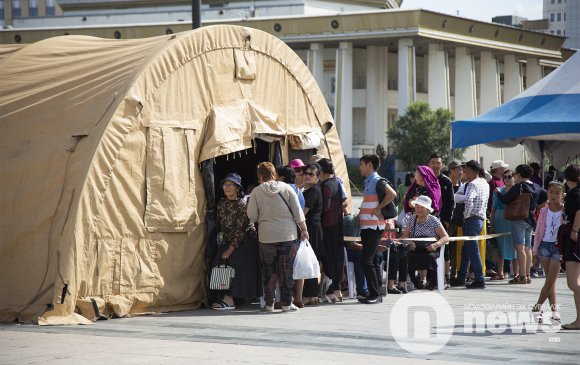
top-left (511, 219), bottom-right (533, 246)
top-left (539, 241), bottom-right (560, 261)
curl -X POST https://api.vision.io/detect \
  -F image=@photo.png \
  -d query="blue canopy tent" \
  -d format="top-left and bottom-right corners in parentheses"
top-left (452, 52), bottom-right (580, 168)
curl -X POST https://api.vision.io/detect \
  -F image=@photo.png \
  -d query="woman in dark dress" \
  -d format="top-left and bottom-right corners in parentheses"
top-left (561, 164), bottom-right (580, 330)
top-left (211, 173), bottom-right (260, 310)
top-left (318, 158), bottom-right (346, 303)
top-left (301, 163), bottom-right (324, 305)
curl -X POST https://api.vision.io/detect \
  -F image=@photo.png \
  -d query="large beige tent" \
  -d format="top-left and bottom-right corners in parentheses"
top-left (0, 25), bottom-right (349, 325)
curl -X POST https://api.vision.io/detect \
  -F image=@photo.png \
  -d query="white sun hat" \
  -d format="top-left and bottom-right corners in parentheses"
top-left (410, 195), bottom-right (434, 213)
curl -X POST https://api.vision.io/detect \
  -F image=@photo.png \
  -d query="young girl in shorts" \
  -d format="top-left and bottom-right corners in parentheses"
top-left (531, 181), bottom-right (565, 322)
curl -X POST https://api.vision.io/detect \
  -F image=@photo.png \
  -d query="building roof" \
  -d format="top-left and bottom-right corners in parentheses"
top-left (0, 8), bottom-right (566, 59)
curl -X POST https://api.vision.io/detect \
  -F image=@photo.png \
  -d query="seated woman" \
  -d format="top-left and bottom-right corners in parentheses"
top-left (211, 173), bottom-right (260, 310)
top-left (401, 195), bottom-right (449, 290)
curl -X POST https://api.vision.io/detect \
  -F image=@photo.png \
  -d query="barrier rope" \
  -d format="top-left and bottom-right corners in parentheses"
top-left (344, 232), bottom-right (510, 243)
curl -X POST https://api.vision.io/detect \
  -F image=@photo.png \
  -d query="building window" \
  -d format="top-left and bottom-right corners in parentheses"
top-left (557, 30), bottom-right (561, 35)
top-left (12, 0), bottom-right (21, 18)
top-left (558, 0), bottom-right (561, 3)
top-left (29, 0), bottom-right (38, 16)
top-left (564, 13), bottom-right (566, 21)
top-left (551, 0), bottom-right (555, 4)
top-left (550, 30), bottom-right (554, 34)
top-left (0, 1), bottom-right (4, 20)
top-left (550, 13), bottom-right (555, 21)
top-left (557, 13), bottom-right (561, 21)
top-left (46, 0), bottom-right (55, 16)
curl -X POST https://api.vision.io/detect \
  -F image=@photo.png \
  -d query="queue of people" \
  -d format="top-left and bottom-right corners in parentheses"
top-left (208, 155), bottom-right (580, 329)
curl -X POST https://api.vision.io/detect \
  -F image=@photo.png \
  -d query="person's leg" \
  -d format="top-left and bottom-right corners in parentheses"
top-left (546, 258), bottom-right (561, 319)
top-left (510, 220), bottom-right (527, 282)
top-left (277, 241), bottom-right (296, 307)
top-left (497, 257), bottom-right (505, 277)
top-left (564, 261), bottom-right (580, 328)
top-left (294, 279), bottom-right (304, 305)
top-left (387, 248), bottom-right (399, 289)
top-left (360, 228), bottom-right (383, 299)
top-left (456, 241), bottom-right (470, 282)
top-left (524, 224), bottom-right (533, 281)
top-left (260, 243), bottom-right (277, 307)
top-left (348, 248), bottom-right (368, 296)
top-left (398, 252), bottom-right (408, 289)
top-left (334, 240), bottom-right (345, 298)
top-left (463, 218), bottom-right (485, 283)
top-left (535, 256), bottom-right (555, 309)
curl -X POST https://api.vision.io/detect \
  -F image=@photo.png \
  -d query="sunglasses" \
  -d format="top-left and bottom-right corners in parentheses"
top-left (223, 182), bottom-right (237, 188)
top-left (304, 171), bottom-right (316, 177)
top-left (503, 175), bottom-right (513, 179)
top-left (294, 168), bottom-right (304, 174)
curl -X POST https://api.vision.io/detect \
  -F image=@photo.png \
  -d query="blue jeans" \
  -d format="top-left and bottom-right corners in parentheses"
top-left (457, 217), bottom-right (484, 283)
top-left (347, 248), bottom-right (368, 295)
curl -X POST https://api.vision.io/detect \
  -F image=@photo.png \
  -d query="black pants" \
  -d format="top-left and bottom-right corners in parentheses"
top-left (388, 246), bottom-right (408, 283)
top-left (408, 251), bottom-right (439, 285)
top-left (323, 224), bottom-right (344, 293)
top-left (361, 228), bottom-right (384, 298)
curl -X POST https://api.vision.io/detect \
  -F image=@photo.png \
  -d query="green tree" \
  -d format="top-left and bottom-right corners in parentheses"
top-left (387, 102), bottom-right (465, 169)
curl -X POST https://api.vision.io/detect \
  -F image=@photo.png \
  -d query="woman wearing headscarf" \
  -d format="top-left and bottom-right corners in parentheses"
top-left (404, 165), bottom-right (442, 215)
top-left (211, 173), bottom-right (260, 310)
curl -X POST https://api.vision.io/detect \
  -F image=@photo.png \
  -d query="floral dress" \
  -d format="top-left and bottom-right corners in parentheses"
top-left (212, 198), bottom-right (260, 299)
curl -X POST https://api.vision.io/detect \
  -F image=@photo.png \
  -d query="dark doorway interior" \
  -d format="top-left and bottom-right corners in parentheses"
top-left (212, 139), bottom-right (271, 203)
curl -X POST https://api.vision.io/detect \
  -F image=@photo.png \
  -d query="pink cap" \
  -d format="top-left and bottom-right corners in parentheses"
top-left (289, 159), bottom-right (305, 169)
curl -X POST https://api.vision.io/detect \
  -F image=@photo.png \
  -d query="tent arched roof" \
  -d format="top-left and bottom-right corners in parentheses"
top-left (0, 25), bottom-right (343, 324)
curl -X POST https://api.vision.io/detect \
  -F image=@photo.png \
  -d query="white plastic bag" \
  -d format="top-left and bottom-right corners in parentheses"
top-left (293, 239), bottom-right (320, 280)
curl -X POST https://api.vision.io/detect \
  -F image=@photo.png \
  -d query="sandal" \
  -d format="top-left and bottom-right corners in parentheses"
top-left (212, 299), bottom-right (235, 311)
top-left (489, 274), bottom-right (505, 281)
top-left (526, 275), bottom-right (532, 284)
top-left (531, 305), bottom-right (543, 323)
top-left (508, 276), bottom-right (527, 284)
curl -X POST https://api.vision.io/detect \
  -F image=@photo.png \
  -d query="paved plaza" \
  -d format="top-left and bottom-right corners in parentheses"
top-left (1, 274), bottom-right (578, 365)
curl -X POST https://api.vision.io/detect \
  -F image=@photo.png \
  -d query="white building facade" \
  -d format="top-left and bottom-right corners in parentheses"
top-left (0, 1), bottom-right (570, 169)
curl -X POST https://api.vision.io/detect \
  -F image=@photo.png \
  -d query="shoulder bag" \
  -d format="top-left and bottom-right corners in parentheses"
top-left (504, 184), bottom-right (531, 220)
top-left (277, 192), bottom-right (301, 237)
top-left (451, 182), bottom-right (469, 226)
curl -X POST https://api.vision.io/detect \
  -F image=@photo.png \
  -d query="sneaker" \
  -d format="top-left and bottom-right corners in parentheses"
top-left (264, 305), bottom-right (275, 312)
top-left (282, 303), bottom-right (299, 312)
top-left (466, 280), bottom-right (486, 289)
top-left (531, 271), bottom-right (540, 278)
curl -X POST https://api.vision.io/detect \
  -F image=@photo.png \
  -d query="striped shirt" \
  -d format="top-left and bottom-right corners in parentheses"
top-left (360, 172), bottom-right (385, 230)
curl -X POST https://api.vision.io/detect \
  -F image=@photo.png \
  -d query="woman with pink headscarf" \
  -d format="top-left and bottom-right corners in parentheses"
top-left (403, 165), bottom-right (442, 215)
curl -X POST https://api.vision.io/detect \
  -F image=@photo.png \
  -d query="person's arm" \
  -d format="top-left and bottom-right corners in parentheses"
top-left (373, 180), bottom-right (396, 218)
top-left (400, 219), bottom-right (415, 251)
top-left (246, 191), bottom-right (258, 223)
top-left (497, 183), bottom-right (520, 204)
top-left (571, 209), bottom-right (580, 242)
top-left (429, 224), bottom-right (450, 252)
top-left (441, 178), bottom-right (455, 225)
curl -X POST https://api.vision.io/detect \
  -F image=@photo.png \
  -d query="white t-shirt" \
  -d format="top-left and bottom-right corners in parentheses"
top-left (543, 208), bottom-right (563, 242)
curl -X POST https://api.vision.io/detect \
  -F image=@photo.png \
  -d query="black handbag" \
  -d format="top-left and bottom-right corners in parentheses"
top-left (376, 178), bottom-right (398, 219)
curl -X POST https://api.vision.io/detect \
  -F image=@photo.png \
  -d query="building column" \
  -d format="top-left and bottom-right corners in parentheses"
top-left (366, 46), bottom-right (389, 149)
top-left (397, 38), bottom-right (416, 115)
top-left (454, 47), bottom-right (477, 119)
top-left (526, 57), bottom-right (543, 89)
top-left (335, 42), bottom-right (353, 157)
top-left (479, 51), bottom-right (501, 114)
top-left (504, 55), bottom-right (523, 101)
top-left (307, 43), bottom-right (324, 89)
top-left (427, 43), bottom-right (450, 110)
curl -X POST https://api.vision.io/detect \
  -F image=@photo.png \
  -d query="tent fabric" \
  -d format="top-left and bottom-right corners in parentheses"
top-left (0, 25), bottom-right (349, 324)
top-left (452, 52), bottom-right (580, 167)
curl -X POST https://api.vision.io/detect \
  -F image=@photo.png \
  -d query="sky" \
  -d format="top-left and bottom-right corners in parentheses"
top-left (400, 0), bottom-right (544, 23)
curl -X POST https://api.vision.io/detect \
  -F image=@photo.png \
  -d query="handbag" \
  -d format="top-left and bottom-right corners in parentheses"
top-left (293, 239), bottom-right (321, 280)
top-left (209, 261), bottom-right (235, 291)
top-left (504, 184), bottom-right (531, 220)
